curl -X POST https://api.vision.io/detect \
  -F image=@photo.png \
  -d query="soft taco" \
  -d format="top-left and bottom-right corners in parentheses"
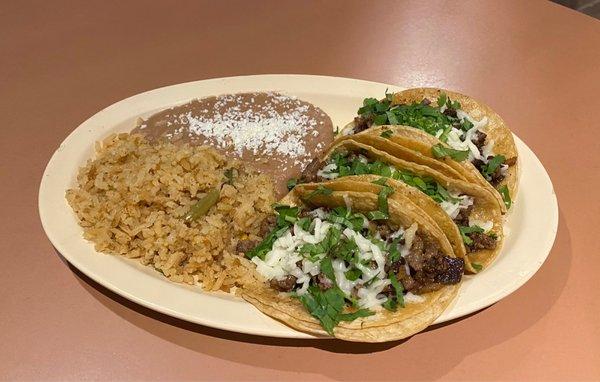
top-left (297, 139), bottom-right (504, 272)
top-left (239, 184), bottom-right (463, 342)
top-left (340, 88), bottom-right (519, 210)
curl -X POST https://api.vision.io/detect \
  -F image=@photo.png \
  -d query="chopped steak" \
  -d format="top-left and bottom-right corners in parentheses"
top-left (385, 258), bottom-right (404, 274)
top-left (300, 157), bottom-right (325, 182)
top-left (258, 215), bottom-right (276, 236)
top-left (488, 159), bottom-right (505, 186)
top-left (453, 204), bottom-right (474, 226)
top-left (434, 257), bottom-right (464, 284)
top-left (472, 158), bottom-right (485, 173)
top-left (353, 115), bottom-right (372, 134)
top-left (471, 131), bottom-right (487, 153)
top-left (270, 275), bottom-right (297, 292)
top-left (472, 156), bottom-right (506, 186)
top-left (314, 272), bottom-right (333, 290)
top-left (396, 269), bottom-right (417, 292)
top-left (443, 107), bottom-right (458, 118)
top-left (405, 234), bottom-right (425, 271)
top-left (376, 223), bottom-right (392, 240)
top-left (236, 239), bottom-right (258, 255)
top-left (420, 98), bottom-right (431, 106)
top-left (403, 232), bottom-right (464, 294)
top-left (467, 232), bottom-right (497, 251)
top-left (504, 156), bottom-right (518, 166)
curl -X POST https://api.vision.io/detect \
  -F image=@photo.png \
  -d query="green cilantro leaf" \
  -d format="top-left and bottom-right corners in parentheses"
top-left (382, 272), bottom-right (404, 311)
top-left (380, 129), bottom-right (394, 139)
top-left (344, 268), bottom-right (362, 281)
top-left (458, 225), bottom-right (485, 245)
top-left (437, 93), bottom-right (447, 108)
top-left (337, 309), bottom-right (374, 323)
top-left (431, 144), bottom-right (470, 161)
top-left (498, 185), bottom-right (512, 209)
top-left (482, 155), bottom-right (506, 179)
top-left (298, 286), bottom-right (373, 336)
top-left (286, 178), bottom-right (298, 190)
top-left (304, 185), bottom-right (333, 201)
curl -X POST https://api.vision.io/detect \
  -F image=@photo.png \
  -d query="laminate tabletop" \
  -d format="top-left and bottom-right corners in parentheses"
top-left (2, 1), bottom-right (599, 380)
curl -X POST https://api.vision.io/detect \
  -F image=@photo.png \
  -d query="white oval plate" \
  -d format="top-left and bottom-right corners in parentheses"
top-left (39, 75), bottom-right (558, 339)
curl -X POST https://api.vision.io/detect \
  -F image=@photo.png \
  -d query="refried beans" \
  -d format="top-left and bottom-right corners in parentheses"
top-left (132, 92), bottom-right (334, 197)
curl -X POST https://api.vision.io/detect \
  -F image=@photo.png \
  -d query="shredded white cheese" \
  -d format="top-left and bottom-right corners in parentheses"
top-left (252, 213), bottom-right (426, 309)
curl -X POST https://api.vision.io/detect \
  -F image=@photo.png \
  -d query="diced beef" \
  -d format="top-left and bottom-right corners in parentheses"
top-left (453, 203), bottom-right (474, 226)
top-left (300, 157), bottom-right (325, 183)
top-left (269, 275), bottom-right (297, 292)
top-left (488, 159), bottom-right (505, 186)
top-left (411, 255), bottom-right (465, 294)
top-left (467, 232), bottom-right (497, 251)
top-left (420, 98), bottom-right (431, 106)
top-left (314, 272), bottom-right (333, 290)
top-left (385, 258), bottom-right (404, 274)
top-left (472, 156), bottom-right (506, 186)
top-left (472, 158), bottom-right (485, 173)
top-left (405, 234), bottom-right (425, 271)
top-left (396, 269), bottom-right (417, 292)
top-left (353, 116), bottom-right (372, 133)
top-left (443, 108), bottom-right (458, 118)
top-left (376, 224), bottom-right (392, 240)
top-left (471, 131), bottom-right (487, 153)
top-left (236, 239), bottom-right (258, 255)
top-left (402, 232), bottom-right (464, 294)
top-left (381, 283), bottom-right (393, 295)
top-left (258, 215), bottom-right (276, 236)
top-left (504, 156), bottom-right (518, 166)
top-left (434, 257), bottom-right (464, 284)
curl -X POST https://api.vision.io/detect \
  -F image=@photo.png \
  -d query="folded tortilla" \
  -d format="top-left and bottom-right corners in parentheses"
top-left (341, 88), bottom-right (520, 209)
top-left (241, 186), bottom-right (461, 342)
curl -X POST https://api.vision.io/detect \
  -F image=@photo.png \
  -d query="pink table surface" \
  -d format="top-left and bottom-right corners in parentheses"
top-left (2, 0), bottom-right (600, 380)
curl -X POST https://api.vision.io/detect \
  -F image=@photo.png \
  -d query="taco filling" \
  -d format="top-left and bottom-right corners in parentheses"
top-left (242, 203), bottom-right (464, 335)
top-left (349, 93), bottom-right (516, 194)
top-left (301, 150), bottom-right (498, 254)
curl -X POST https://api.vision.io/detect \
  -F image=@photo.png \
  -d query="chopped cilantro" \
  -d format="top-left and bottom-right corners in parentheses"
top-left (458, 225), bottom-right (485, 245)
top-left (319, 257), bottom-right (336, 283)
top-left (498, 185), bottom-right (512, 209)
top-left (377, 185), bottom-right (394, 218)
top-left (328, 151), bottom-right (454, 204)
top-left (246, 225), bottom-right (289, 260)
top-left (299, 227), bottom-right (341, 260)
top-left (304, 185), bottom-right (333, 201)
top-left (275, 205), bottom-right (299, 226)
top-left (344, 268), bottom-right (362, 281)
top-left (246, 205), bottom-right (300, 260)
top-left (297, 217), bottom-right (311, 231)
top-left (437, 93), bottom-right (447, 108)
top-left (431, 144), bottom-right (470, 161)
top-left (286, 178), bottom-right (298, 190)
top-left (353, 91), bottom-right (485, 154)
top-left (380, 129), bottom-right (394, 139)
top-left (460, 118), bottom-right (474, 132)
top-left (371, 177), bottom-right (388, 186)
top-left (471, 262), bottom-right (483, 272)
top-left (388, 236), bottom-right (403, 263)
top-left (366, 210), bottom-right (388, 221)
top-left (298, 286), bottom-right (373, 336)
top-left (482, 155), bottom-right (506, 179)
top-left (382, 272), bottom-right (405, 311)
